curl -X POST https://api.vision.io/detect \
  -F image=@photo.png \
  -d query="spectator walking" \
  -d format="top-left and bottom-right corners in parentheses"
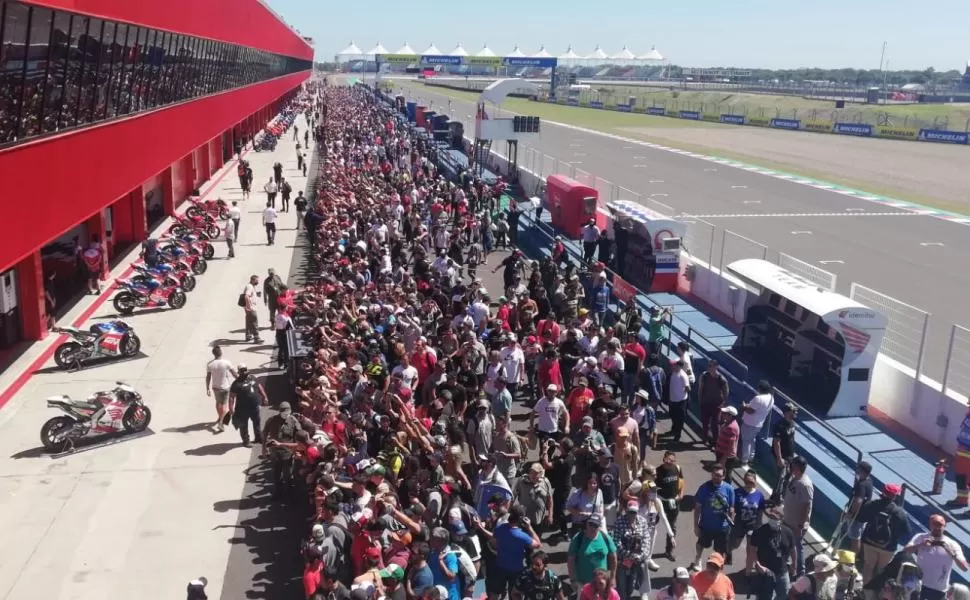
top-left (264, 177), bottom-right (278, 208)
top-left (274, 308), bottom-right (294, 370)
top-left (224, 218), bottom-right (235, 258)
top-left (263, 202), bottom-right (278, 245)
top-left (772, 403), bottom-right (798, 502)
top-left (280, 177), bottom-right (292, 212)
top-left (228, 364), bottom-right (266, 447)
top-left (582, 219), bottom-right (601, 263)
top-left (295, 191), bottom-right (307, 230)
top-left (740, 380), bottom-right (774, 465)
top-left (697, 360), bottom-right (729, 447)
top-left (229, 201), bottom-right (241, 241)
top-left (568, 514), bottom-right (618, 590)
top-left (845, 461), bottom-right (875, 554)
top-left (612, 499), bottom-right (651, 600)
top-left (667, 360), bottom-right (691, 445)
top-left (783, 456), bottom-right (814, 575)
top-left (690, 465), bottom-right (735, 572)
top-left (241, 274), bottom-right (263, 344)
top-left (691, 553), bottom-right (735, 600)
top-left (747, 502), bottom-right (797, 600)
top-left (262, 268), bottom-right (285, 323)
top-left (715, 406), bottom-right (740, 468)
top-left (204, 345), bottom-right (236, 432)
top-left (511, 551), bottom-right (565, 600)
top-left (273, 160), bottom-right (283, 186)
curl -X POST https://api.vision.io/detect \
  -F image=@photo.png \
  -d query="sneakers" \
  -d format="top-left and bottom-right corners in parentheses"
top-left (253, 338), bottom-right (264, 344)
top-left (243, 441), bottom-right (253, 448)
top-left (214, 422), bottom-right (224, 433)
top-left (647, 559), bottom-right (660, 572)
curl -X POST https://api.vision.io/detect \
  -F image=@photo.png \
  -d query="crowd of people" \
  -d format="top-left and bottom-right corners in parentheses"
top-left (230, 81), bottom-right (970, 600)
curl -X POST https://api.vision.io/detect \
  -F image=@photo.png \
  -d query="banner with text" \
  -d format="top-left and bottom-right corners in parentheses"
top-left (680, 110), bottom-right (701, 120)
top-left (833, 123), bottom-right (873, 137)
top-left (917, 129), bottom-right (969, 144)
top-left (770, 118), bottom-right (801, 130)
top-left (720, 114), bottom-right (745, 125)
top-left (874, 125), bottom-right (919, 140)
top-left (612, 276), bottom-right (637, 304)
top-left (803, 120), bottom-right (833, 133)
top-left (646, 107), bottom-right (666, 116)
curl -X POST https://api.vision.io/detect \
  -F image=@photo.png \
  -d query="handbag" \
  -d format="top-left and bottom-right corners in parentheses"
top-left (238, 293), bottom-right (246, 307)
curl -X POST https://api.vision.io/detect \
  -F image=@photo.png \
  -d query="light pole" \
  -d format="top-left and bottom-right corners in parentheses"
top-left (877, 41), bottom-right (887, 103)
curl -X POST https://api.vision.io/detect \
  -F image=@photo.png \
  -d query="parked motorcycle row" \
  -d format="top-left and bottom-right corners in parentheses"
top-left (252, 108), bottom-right (298, 152)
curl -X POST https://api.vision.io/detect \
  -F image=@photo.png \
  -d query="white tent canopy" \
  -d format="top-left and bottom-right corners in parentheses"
top-left (394, 42), bottom-right (416, 55)
top-left (507, 45), bottom-right (526, 58)
top-left (365, 42), bottom-right (388, 56)
top-left (586, 46), bottom-right (608, 60)
top-left (559, 46), bottom-right (581, 59)
top-left (476, 44), bottom-right (496, 57)
top-left (337, 41), bottom-right (363, 56)
top-left (421, 43), bottom-right (441, 55)
top-left (532, 46), bottom-right (552, 58)
top-left (449, 43), bottom-right (468, 56)
top-left (638, 46), bottom-right (664, 61)
top-left (611, 46), bottom-right (636, 60)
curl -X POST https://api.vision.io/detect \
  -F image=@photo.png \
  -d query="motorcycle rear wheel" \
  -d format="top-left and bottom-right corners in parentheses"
top-left (113, 292), bottom-right (136, 315)
top-left (185, 206), bottom-right (202, 219)
top-left (191, 259), bottom-right (208, 275)
top-left (169, 291), bottom-right (187, 309)
top-left (202, 244), bottom-right (215, 260)
top-left (122, 405), bottom-right (152, 433)
top-left (53, 342), bottom-right (82, 369)
top-left (182, 274), bottom-right (197, 292)
top-left (205, 224), bottom-right (221, 239)
top-left (40, 416), bottom-right (77, 453)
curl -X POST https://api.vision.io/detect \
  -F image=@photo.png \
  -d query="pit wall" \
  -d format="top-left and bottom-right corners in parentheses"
top-left (681, 254), bottom-right (968, 455)
top-left (423, 80), bottom-right (969, 144)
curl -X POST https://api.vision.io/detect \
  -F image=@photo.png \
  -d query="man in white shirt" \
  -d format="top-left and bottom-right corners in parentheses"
top-left (500, 335), bottom-right (525, 399)
top-left (224, 218), bottom-right (235, 259)
top-left (581, 219), bottom-right (601, 263)
top-left (531, 385), bottom-right (570, 441)
top-left (263, 177), bottom-right (278, 207)
top-left (274, 309), bottom-right (294, 370)
top-left (228, 200), bottom-right (241, 242)
top-left (467, 297), bottom-right (490, 332)
top-left (391, 354), bottom-right (419, 392)
top-left (262, 202), bottom-right (278, 245)
top-left (668, 360), bottom-right (691, 444)
top-left (740, 380), bottom-right (774, 465)
top-left (904, 514), bottom-right (968, 599)
top-left (242, 274), bottom-right (263, 344)
top-left (205, 345), bottom-right (237, 432)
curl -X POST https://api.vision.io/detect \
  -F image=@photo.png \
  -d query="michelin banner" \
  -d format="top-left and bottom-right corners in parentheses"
top-left (833, 123), bottom-right (873, 137)
top-left (803, 121), bottom-right (833, 133)
top-left (874, 125), bottom-right (918, 140)
top-left (720, 114), bottom-right (745, 125)
top-left (590, 100), bottom-right (603, 109)
top-left (770, 118), bottom-right (801, 130)
top-left (647, 107), bottom-right (666, 116)
top-left (748, 118), bottom-right (771, 127)
top-left (918, 129), bottom-right (969, 144)
top-left (680, 111), bottom-right (700, 120)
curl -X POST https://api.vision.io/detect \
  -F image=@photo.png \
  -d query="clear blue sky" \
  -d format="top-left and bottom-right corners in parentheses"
top-left (267, 0), bottom-right (968, 71)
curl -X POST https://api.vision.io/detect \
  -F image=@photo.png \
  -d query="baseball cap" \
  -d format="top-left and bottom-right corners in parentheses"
top-left (720, 406), bottom-right (738, 416)
top-left (707, 552), bottom-right (725, 567)
top-left (884, 483), bottom-right (902, 497)
top-left (674, 567), bottom-right (691, 580)
top-left (582, 416), bottom-right (594, 427)
top-left (546, 384), bottom-right (559, 392)
top-left (364, 546), bottom-right (382, 560)
top-left (586, 513), bottom-right (603, 527)
top-left (626, 499), bottom-right (640, 512)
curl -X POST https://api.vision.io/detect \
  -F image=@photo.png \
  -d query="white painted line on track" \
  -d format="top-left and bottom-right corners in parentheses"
top-left (819, 260), bottom-right (845, 265)
top-left (731, 185), bottom-right (748, 189)
top-left (649, 179), bottom-right (664, 183)
top-left (650, 193), bottom-right (669, 197)
top-left (792, 230), bottom-right (813, 235)
top-left (920, 242), bottom-right (945, 247)
top-left (704, 168), bottom-right (718, 172)
top-left (633, 165), bottom-right (647, 168)
top-left (844, 208), bottom-right (866, 212)
top-left (743, 200), bottom-right (761, 204)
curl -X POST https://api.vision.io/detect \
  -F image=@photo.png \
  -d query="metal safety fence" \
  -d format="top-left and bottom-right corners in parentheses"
top-left (778, 252), bottom-right (837, 291)
top-left (942, 326), bottom-right (970, 402)
top-left (849, 283), bottom-right (930, 377)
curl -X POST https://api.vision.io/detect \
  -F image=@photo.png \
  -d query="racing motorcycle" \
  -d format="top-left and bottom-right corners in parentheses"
top-left (161, 232), bottom-right (215, 260)
top-left (52, 320), bottom-right (141, 370)
top-left (168, 214), bottom-right (220, 240)
top-left (185, 197), bottom-right (229, 221)
top-left (112, 277), bottom-right (187, 315)
top-left (132, 263), bottom-right (196, 292)
top-left (40, 381), bottom-right (152, 453)
top-left (159, 247), bottom-right (207, 275)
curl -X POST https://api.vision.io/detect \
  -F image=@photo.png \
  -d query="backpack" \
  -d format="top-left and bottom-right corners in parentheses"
top-left (450, 543), bottom-right (478, 589)
top-left (862, 503), bottom-right (895, 548)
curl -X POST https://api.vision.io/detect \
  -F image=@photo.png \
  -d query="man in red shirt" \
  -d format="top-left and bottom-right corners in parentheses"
top-left (621, 333), bottom-right (646, 406)
top-left (566, 377), bottom-right (595, 425)
top-left (302, 545), bottom-right (324, 598)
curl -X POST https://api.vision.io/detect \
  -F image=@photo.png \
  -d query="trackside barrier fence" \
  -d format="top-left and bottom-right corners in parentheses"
top-left (849, 283), bottom-right (930, 380)
top-left (942, 325), bottom-right (970, 402)
top-left (778, 252), bottom-right (837, 291)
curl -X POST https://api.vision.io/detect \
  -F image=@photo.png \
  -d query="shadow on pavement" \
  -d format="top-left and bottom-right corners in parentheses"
top-left (184, 442), bottom-right (241, 456)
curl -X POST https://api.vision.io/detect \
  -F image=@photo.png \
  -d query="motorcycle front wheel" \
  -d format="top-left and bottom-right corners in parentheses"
top-left (113, 292), bottom-right (136, 315)
top-left (202, 243), bottom-right (215, 260)
top-left (122, 332), bottom-right (141, 357)
top-left (191, 259), bottom-right (208, 275)
top-left (169, 224), bottom-right (187, 237)
top-left (169, 291), bottom-right (187, 309)
top-left (40, 416), bottom-right (77, 452)
top-left (53, 342), bottom-right (82, 369)
top-left (182, 274), bottom-right (197, 292)
top-left (185, 206), bottom-right (202, 219)
top-left (122, 404), bottom-right (152, 433)
top-left (205, 224), bottom-right (221, 239)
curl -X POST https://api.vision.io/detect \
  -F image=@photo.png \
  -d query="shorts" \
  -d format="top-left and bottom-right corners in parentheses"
top-left (697, 528), bottom-right (730, 553)
top-left (213, 389), bottom-right (229, 405)
top-left (485, 567), bottom-right (515, 595)
top-left (847, 519), bottom-right (866, 540)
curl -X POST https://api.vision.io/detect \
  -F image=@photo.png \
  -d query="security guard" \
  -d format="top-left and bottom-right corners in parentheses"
top-left (262, 401), bottom-right (303, 499)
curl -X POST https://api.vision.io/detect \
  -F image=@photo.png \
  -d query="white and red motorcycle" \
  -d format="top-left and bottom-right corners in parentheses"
top-left (41, 381), bottom-right (152, 453)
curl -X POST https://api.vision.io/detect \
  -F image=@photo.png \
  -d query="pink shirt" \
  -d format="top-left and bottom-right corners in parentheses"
top-left (580, 584), bottom-right (621, 600)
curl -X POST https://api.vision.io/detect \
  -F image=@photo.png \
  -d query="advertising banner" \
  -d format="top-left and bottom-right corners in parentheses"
top-left (646, 107), bottom-right (666, 116)
top-left (617, 105), bottom-right (632, 112)
top-left (567, 98), bottom-right (579, 106)
top-left (833, 123), bottom-right (873, 137)
top-left (803, 120), bottom-right (833, 133)
top-left (720, 114), bottom-right (745, 125)
top-left (747, 118), bottom-right (770, 127)
top-left (612, 276), bottom-right (637, 304)
top-left (918, 129), bottom-right (969, 144)
top-left (770, 118), bottom-right (801, 130)
top-left (422, 55), bottom-right (462, 66)
top-left (680, 110), bottom-right (701, 120)
top-left (466, 56), bottom-right (503, 67)
top-left (702, 113), bottom-right (720, 122)
top-left (590, 100), bottom-right (604, 109)
top-left (874, 125), bottom-right (919, 140)
top-left (380, 54), bottom-right (417, 64)
top-left (504, 57), bottom-right (557, 68)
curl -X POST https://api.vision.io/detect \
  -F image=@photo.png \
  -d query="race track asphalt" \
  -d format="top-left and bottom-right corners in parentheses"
top-left (403, 83), bottom-right (970, 382)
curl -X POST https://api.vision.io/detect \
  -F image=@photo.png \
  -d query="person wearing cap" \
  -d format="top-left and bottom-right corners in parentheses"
top-left (499, 334), bottom-right (526, 400)
top-left (481, 504), bottom-right (541, 598)
top-left (228, 363), bottom-right (267, 448)
top-left (187, 577), bottom-right (208, 600)
top-left (857, 483), bottom-right (910, 583)
top-left (834, 550), bottom-right (864, 600)
top-left (715, 405), bottom-right (740, 469)
top-left (903, 515), bottom-right (968, 600)
top-left (581, 218), bottom-right (601, 263)
top-left (490, 376), bottom-right (513, 421)
top-left (466, 398), bottom-right (495, 468)
top-left (614, 427), bottom-right (641, 489)
top-left (568, 511), bottom-right (618, 589)
top-left (532, 383), bottom-right (570, 443)
top-left (647, 306), bottom-right (671, 356)
top-left (692, 552), bottom-right (735, 600)
top-left (790, 554), bottom-right (839, 600)
top-left (567, 378), bottom-right (595, 430)
top-left (611, 498), bottom-right (652, 599)
top-left (633, 389), bottom-right (659, 454)
top-left (655, 567), bottom-right (699, 600)
top-left (513, 462), bottom-right (554, 529)
top-left (845, 461), bottom-right (875, 554)
top-left (595, 446), bottom-right (622, 527)
top-left (748, 501), bottom-right (797, 600)
top-left (589, 271), bottom-right (610, 328)
top-left (262, 401), bottom-right (304, 499)
top-left (691, 465), bottom-right (735, 572)
top-left (771, 403), bottom-right (798, 502)
top-left (655, 451), bottom-right (686, 560)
